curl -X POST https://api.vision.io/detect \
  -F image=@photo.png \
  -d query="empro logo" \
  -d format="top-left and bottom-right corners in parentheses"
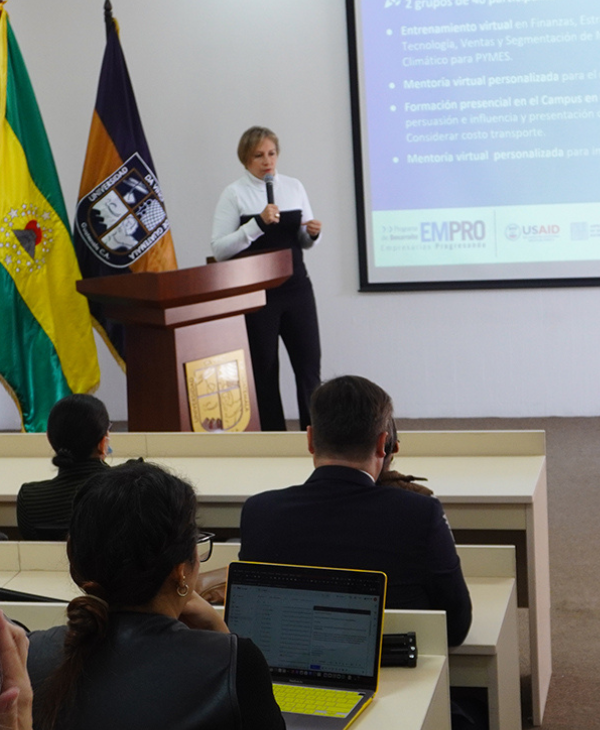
top-left (420, 220), bottom-right (485, 243)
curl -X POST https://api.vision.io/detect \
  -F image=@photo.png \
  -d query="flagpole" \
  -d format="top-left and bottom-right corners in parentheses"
top-left (104, 0), bottom-right (113, 38)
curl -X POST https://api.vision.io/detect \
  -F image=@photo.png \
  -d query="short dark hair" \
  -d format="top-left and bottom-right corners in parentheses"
top-left (47, 394), bottom-right (109, 467)
top-left (237, 126), bottom-right (279, 166)
top-left (309, 376), bottom-right (393, 460)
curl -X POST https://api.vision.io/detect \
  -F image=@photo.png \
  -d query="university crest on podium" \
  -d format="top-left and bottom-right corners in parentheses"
top-left (185, 350), bottom-right (251, 432)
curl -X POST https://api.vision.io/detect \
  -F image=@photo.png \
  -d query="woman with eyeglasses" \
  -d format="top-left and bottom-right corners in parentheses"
top-left (17, 395), bottom-right (112, 541)
top-left (25, 461), bottom-right (285, 730)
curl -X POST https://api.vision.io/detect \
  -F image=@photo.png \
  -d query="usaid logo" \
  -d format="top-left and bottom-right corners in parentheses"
top-left (420, 220), bottom-right (485, 243)
top-left (522, 225), bottom-right (560, 236)
top-left (505, 224), bottom-right (560, 242)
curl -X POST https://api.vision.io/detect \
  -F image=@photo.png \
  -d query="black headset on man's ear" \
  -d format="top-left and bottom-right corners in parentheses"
top-left (383, 417), bottom-right (397, 458)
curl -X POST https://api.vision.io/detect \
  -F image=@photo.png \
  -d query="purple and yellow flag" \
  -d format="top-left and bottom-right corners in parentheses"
top-left (73, 1), bottom-right (177, 365)
top-left (0, 6), bottom-right (100, 432)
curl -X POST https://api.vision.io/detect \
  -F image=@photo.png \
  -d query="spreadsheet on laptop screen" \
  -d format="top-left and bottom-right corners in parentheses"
top-left (226, 583), bottom-right (381, 680)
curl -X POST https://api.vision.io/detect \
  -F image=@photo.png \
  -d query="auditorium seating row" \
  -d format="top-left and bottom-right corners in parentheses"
top-left (0, 428), bottom-right (548, 725)
top-left (0, 541), bottom-right (520, 730)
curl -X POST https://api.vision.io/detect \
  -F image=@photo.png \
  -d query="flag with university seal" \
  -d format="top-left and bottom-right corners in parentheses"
top-left (0, 6), bottom-right (100, 432)
top-left (73, 1), bottom-right (177, 366)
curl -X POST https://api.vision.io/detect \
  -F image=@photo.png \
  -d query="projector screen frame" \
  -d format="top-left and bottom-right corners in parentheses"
top-left (346, 0), bottom-right (600, 293)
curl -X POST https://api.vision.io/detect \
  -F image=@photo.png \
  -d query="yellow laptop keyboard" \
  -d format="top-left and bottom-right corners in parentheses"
top-left (273, 684), bottom-right (363, 718)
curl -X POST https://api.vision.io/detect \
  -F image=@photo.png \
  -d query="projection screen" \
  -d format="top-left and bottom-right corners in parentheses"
top-left (347, 0), bottom-right (600, 290)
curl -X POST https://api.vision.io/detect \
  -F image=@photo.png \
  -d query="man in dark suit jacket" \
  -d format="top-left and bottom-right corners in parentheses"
top-left (240, 375), bottom-right (472, 646)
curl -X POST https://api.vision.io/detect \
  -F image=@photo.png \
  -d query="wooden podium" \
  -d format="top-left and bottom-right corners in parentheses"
top-left (76, 250), bottom-right (292, 432)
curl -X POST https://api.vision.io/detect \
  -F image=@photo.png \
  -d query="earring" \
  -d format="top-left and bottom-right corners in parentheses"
top-left (177, 583), bottom-right (189, 597)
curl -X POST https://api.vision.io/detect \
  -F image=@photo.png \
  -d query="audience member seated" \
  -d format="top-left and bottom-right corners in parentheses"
top-left (17, 395), bottom-right (111, 540)
top-left (0, 611), bottom-right (33, 730)
top-left (26, 461), bottom-right (284, 730)
top-left (240, 374), bottom-right (472, 647)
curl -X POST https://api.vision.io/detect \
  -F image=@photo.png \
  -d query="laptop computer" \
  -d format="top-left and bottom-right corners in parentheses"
top-left (224, 561), bottom-right (387, 729)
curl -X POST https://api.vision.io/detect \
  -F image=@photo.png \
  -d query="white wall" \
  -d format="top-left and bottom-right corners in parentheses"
top-left (1, 0), bottom-right (599, 429)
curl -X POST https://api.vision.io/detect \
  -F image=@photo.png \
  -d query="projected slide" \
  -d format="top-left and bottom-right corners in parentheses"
top-left (348, 0), bottom-right (600, 289)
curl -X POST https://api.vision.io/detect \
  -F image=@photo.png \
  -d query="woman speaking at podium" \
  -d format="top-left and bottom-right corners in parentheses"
top-left (211, 126), bottom-right (322, 431)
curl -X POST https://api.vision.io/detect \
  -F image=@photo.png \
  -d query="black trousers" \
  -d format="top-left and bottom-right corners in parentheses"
top-left (245, 278), bottom-right (321, 431)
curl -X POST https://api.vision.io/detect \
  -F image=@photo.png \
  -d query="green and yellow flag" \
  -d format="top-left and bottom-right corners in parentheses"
top-left (0, 6), bottom-right (100, 432)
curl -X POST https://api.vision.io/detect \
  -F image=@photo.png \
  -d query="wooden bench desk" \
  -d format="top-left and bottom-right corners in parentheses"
top-left (0, 429), bottom-right (549, 724)
top-left (210, 544), bottom-right (521, 730)
top-left (211, 603), bottom-right (452, 730)
top-left (0, 601), bottom-right (450, 730)
top-left (0, 550), bottom-right (451, 730)
top-left (452, 546), bottom-right (521, 730)
top-left (358, 609), bottom-right (451, 730)
top-left (0, 542), bottom-right (520, 730)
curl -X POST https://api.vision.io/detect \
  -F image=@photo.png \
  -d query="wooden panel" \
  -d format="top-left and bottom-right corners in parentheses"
top-left (125, 316), bottom-right (261, 431)
top-left (0, 602), bottom-right (67, 631)
top-left (77, 251), bottom-right (293, 310)
top-left (0, 434), bottom-right (52, 457)
top-left (126, 325), bottom-right (180, 431)
top-left (18, 542), bottom-right (69, 571)
top-left (105, 291), bottom-right (265, 328)
top-left (4, 571), bottom-right (79, 601)
top-left (456, 545), bottom-right (516, 579)
top-left (450, 579), bottom-right (515, 655)
top-left (144, 431), bottom-right (308, 456)
top-left (106, 433), bottom-right (149, 456)
top-left (383, 610), bottom-right (447, 657)
top-left (398, 431), bottom-right (545, 457)
top-left (0, 543), bottom-right (19, 571)
top-left (454, 531), bottom-right (528, 606)
top-left (527, 461), bottom-right (552, 726)
top-left (204, 543), bottom-right (240, 571)
top-left (173, 317), bottom-right (260, 432)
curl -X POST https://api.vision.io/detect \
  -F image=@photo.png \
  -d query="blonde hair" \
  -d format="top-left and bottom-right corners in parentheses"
top-left (237, 126), bottom-right (280, 166)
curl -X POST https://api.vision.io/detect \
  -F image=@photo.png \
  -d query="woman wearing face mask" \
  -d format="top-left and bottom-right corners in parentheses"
top-left (211, 126), bottom-right (322, 432)
top-left (17, 394), bottom-right (112, 541)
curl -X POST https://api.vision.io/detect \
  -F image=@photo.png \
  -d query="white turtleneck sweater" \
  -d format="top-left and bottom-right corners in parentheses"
top-left (211, 169), bottom-right (321, 262)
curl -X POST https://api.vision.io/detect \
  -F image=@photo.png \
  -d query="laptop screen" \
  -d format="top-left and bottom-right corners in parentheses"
top-left (225, 562), bottom-right (386, 690)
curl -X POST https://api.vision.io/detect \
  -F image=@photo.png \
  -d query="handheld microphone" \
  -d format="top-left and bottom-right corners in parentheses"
top-left (264, 173), bottom-right (275, 204)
